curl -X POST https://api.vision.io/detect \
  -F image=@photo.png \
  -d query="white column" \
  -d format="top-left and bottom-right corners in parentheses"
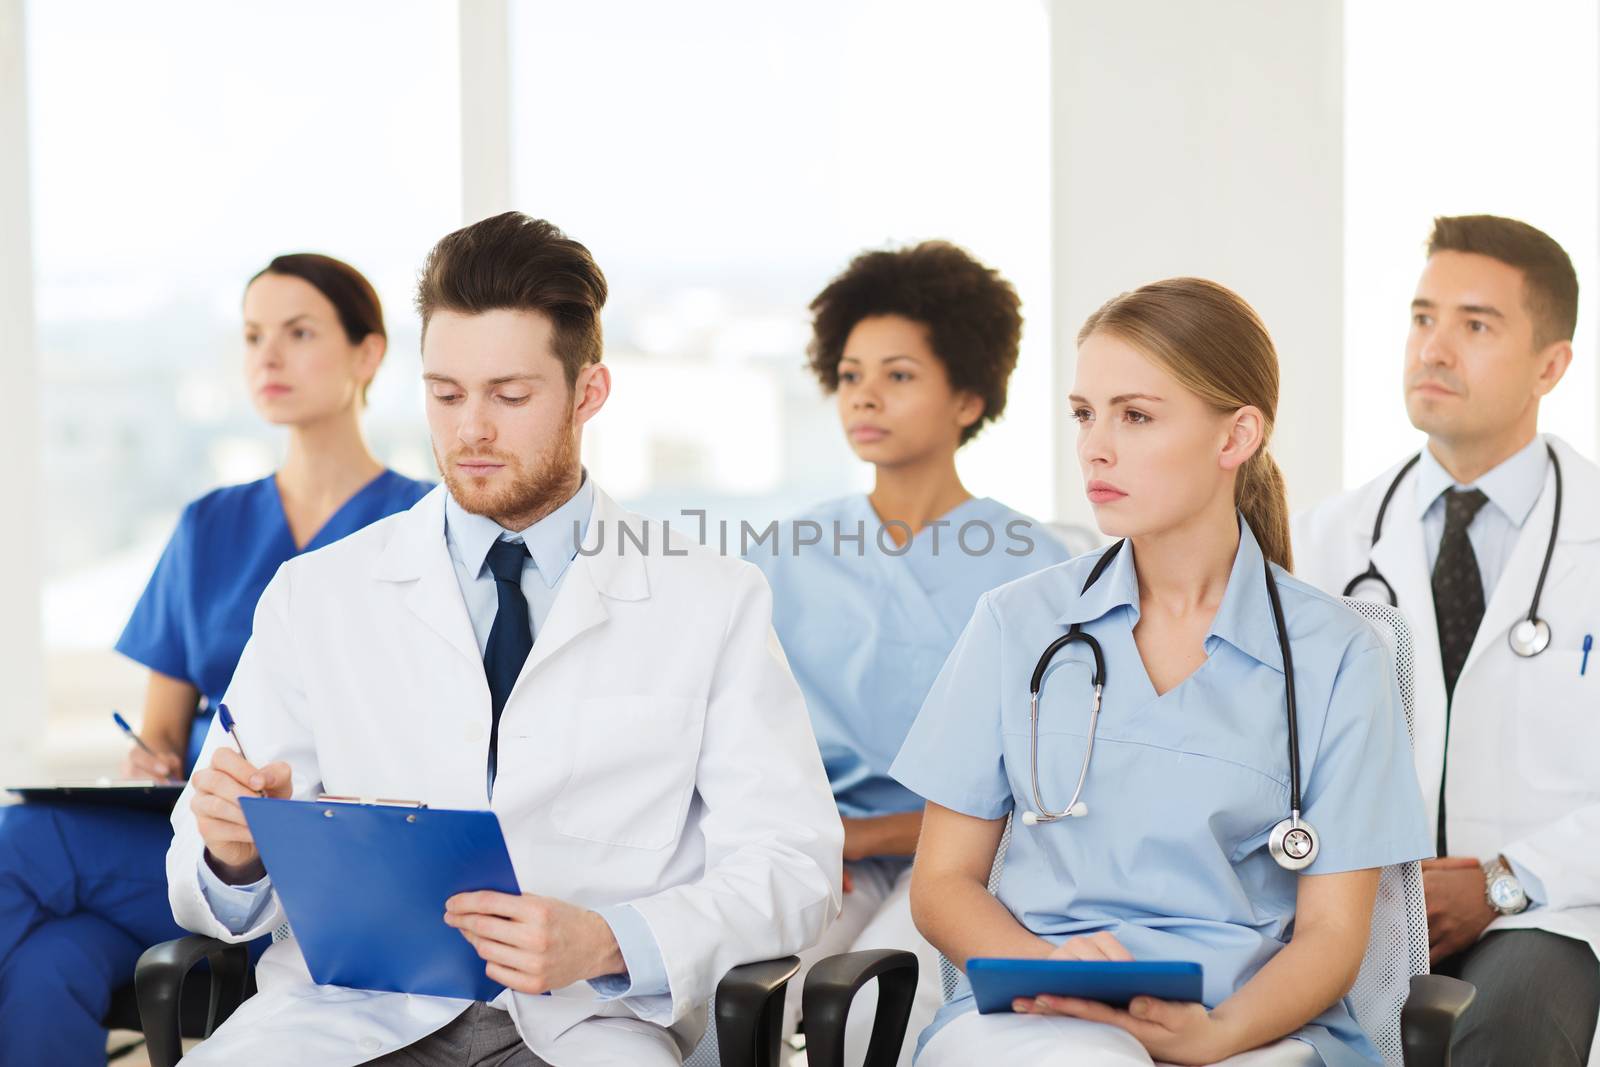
top-left (0, 0), bottom-right (43, 782)
top-left (459, 0), bottom-right (512, 224)
top-left (1048, 0), bottom-right (1345, 527)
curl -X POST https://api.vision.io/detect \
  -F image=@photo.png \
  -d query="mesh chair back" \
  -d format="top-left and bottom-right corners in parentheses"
top-left (683, 1018), bottom-right (719, 1067)
top-left (935, 597), bottom-right (1429, 1067)
top-left (1339, 597), bottom-right (1430, 1067)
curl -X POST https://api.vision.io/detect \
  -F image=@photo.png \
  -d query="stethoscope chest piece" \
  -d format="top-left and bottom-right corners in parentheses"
top-left (1268, 815), bottom-right (1319, 871)
top-left (1508, 617), bottom-right (1552, 658)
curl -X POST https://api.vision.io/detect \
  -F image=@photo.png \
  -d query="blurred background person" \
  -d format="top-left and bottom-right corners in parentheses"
top-left (0, 253), bottom-right (433, 1066)
top-left (750, 241), bottom-right (1069, 1066)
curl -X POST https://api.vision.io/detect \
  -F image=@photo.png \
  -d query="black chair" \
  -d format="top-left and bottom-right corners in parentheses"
top-left (104, 979), bottom-right (232, 1061)
top-left (800, 949), bottom-right (919, 1067)
top-left (135, 934), bottom-right (798, 1067)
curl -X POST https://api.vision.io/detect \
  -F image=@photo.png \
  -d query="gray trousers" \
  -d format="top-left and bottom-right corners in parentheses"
top-left (1436, 929), bottom-right (1600, 1066)
top-left (365, 1003), bottom-right (551, 1067)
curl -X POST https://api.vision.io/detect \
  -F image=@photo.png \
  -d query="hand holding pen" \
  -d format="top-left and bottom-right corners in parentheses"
top-left (112, 710), bottom-right (183, 783)
top-left (190, 703), bottom-right (294, 882)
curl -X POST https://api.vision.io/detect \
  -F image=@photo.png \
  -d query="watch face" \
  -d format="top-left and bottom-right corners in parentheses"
top-left (1489, 877), bottom-right (1526, 911)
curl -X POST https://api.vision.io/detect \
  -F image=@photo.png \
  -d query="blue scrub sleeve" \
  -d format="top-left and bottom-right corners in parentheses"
top-left (115, 506), bottom-right (195, 683)
top-left (889, 594), bottom-right (1012, 820)
top-left (1298, 637), bottom-right (1434, 874)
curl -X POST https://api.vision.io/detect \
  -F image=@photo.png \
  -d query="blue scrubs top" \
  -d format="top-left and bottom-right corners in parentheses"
top-left (115, 469), bottom-right (433, 771)
top-left (748, 495), bottom-right (1069, 820)
top-left (890, 518), bottom-right (1432, 1066)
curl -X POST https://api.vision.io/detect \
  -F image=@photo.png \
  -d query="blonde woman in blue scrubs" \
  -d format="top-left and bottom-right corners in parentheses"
top-left (748, 241), bottom-right (1069, 1066)
top-left (891, 279), bottom-right (1432, 1066)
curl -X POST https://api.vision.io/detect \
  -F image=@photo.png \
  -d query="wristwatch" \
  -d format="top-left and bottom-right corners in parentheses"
top-left (1482, 856), bottom-right (1530, 915)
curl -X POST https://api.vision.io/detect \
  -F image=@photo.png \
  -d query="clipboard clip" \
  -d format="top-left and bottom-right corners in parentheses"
top-left (317, 794), bottom-right (429, 809)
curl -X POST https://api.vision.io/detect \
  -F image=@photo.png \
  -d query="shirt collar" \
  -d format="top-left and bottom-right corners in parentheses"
top-left (1414, 435), bottom-right (1548, 529)
top-left (1054, 515), bottom-right (1284, 673)
top-left (1055, 537), bottom-right (1140, 629)
top-left (444, 470), bottom-right (595, 589)
top-left (1205, 518), bottom-right (1285, 673)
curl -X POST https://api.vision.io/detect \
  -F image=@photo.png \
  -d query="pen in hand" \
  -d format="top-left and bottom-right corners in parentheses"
top-left (218, 703), bottom-right (265, 798)
top-left (112, 710), bottom-right (180, 783)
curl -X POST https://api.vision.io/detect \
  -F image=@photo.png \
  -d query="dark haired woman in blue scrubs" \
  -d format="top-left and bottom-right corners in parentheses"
top-left (0, 254), bottom-right (433, 1065)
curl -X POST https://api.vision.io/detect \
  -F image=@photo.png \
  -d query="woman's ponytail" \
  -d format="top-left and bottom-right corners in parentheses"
top-left (1236, 449), bottom-right (1293, 572)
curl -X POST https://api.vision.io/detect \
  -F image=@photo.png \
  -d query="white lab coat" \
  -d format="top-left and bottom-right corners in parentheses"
top-left (1293, 433), bottom-right (1600, 1064)
top-left (165, 484), bottom-right (844, 1066)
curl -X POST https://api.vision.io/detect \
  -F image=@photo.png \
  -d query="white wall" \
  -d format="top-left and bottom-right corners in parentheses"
top-left (1048, 0), bottom-right (1345, 527)
top-left (459, 0), bottom-right (511, 224)
top-left (1, 0), bottom-right (43, 781)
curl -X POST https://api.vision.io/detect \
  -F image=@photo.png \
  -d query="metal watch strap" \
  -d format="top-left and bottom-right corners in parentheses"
top-left (1482, 856), bottom-right (1528, 915)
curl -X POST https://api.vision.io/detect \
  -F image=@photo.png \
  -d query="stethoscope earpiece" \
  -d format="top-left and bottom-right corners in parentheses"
top-left (1021, 801), bottom-right (1086, 827)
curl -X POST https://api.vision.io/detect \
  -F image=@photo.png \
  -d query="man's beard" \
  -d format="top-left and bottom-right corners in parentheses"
top-left (437, 418), bottom-right (582, 530)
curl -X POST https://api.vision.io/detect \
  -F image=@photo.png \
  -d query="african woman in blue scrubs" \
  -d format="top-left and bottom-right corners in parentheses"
top-left (749, 241), bottom-right (1069, 1066)
top-left (891, 279), bottom-right (1433, 1066)
top-left (0, 254), bottom-right (432, 1065)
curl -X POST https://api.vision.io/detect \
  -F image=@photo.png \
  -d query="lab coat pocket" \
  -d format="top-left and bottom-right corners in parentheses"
top-left (1515, 650), bottom-right (1599, 793)
top-left (550, 695), bottom-right (707, 850)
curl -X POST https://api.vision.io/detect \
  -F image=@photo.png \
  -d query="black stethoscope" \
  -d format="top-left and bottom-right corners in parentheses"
top-left (1020, 539), bottom-right (1320, 872)
top-left (1342, 443), bottom-right (1563, 658)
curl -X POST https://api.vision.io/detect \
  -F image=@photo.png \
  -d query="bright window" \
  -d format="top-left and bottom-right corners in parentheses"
top-left (27, 0), bottom-right (459, 759)
top-left (507, 0), bottom-right (1054, 529)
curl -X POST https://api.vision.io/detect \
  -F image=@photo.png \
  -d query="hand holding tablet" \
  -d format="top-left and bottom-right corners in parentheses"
top-left (967, 958), bottom-right (1204, 1013)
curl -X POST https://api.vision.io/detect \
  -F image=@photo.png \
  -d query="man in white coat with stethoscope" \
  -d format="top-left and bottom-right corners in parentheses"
top-left (163, 212), bottom-right (844, 1066)
top-left (1294, 214), bottom-right (1599, 1066)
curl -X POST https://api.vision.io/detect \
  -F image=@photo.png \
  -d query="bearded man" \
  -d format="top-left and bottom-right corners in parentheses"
top-left (164, 212), bottom-right (844, 1067)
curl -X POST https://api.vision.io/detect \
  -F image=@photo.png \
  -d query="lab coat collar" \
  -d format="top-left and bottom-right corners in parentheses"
top-left (443, 471), bottom-right (595, 590)
top-left (1413, 435), bottom-right (1548, 529)
top-left (372, 480), bottom-right (649, 601)
top-left (1052, 515), bottom-right (1284, 673)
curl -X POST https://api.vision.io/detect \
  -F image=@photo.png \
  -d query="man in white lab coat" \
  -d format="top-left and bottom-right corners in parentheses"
top-left (166, 212), bottom-right (844, 1066)
top-left (1294, 215), bottom-right (1600, 1066)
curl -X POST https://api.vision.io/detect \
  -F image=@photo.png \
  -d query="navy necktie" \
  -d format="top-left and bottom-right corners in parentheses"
top-left (1431, 487), bottom-right (1488, 856)
top-left (483, 539), bottom-right (532, 796)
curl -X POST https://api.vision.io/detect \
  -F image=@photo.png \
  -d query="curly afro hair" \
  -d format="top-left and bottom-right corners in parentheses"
top-left (806, 240), bottom-right (1023, 445)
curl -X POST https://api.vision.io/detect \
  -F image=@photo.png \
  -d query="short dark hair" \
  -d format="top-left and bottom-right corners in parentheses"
top-left (1427, 215), bottom-right (1579, 348)
top-left (415, 212), bottom-right (607, 388)
top-left (251, 253), bottom-right (386, 344)
top-left (807, 241), bottom-right (1023, 445)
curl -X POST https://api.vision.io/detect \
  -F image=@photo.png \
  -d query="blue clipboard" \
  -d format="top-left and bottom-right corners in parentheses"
top-left (240, 797), bottom-right (521, 1001)
top-left (967, 958), bottom-right (1204, 1013)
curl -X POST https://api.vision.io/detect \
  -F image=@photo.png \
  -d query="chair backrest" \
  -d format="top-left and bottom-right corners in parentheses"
top-left (1338, 596), bottom-right (1430, 1067)
top-left (937, 596), bottom-right (1428, 1067)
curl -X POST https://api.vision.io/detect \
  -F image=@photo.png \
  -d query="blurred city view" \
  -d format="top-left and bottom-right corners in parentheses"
top-left (27, 0), bottom-right (1055, 770)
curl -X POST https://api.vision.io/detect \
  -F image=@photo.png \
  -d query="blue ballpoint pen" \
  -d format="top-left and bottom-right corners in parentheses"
top-left (111, 710), bottom-right (176, 783)
top-left (217, 703), bottom-right (265, 797)
top-left (1582, 635), bottom-right (1592, 677)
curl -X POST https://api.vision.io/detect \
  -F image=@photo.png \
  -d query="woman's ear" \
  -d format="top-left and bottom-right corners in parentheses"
top-left (1218, 405), bottom-right (1265, 473)
top-left (954, 390), bottom-right (985, 432)
top-left (355, 333), bottom-right (387, 394)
